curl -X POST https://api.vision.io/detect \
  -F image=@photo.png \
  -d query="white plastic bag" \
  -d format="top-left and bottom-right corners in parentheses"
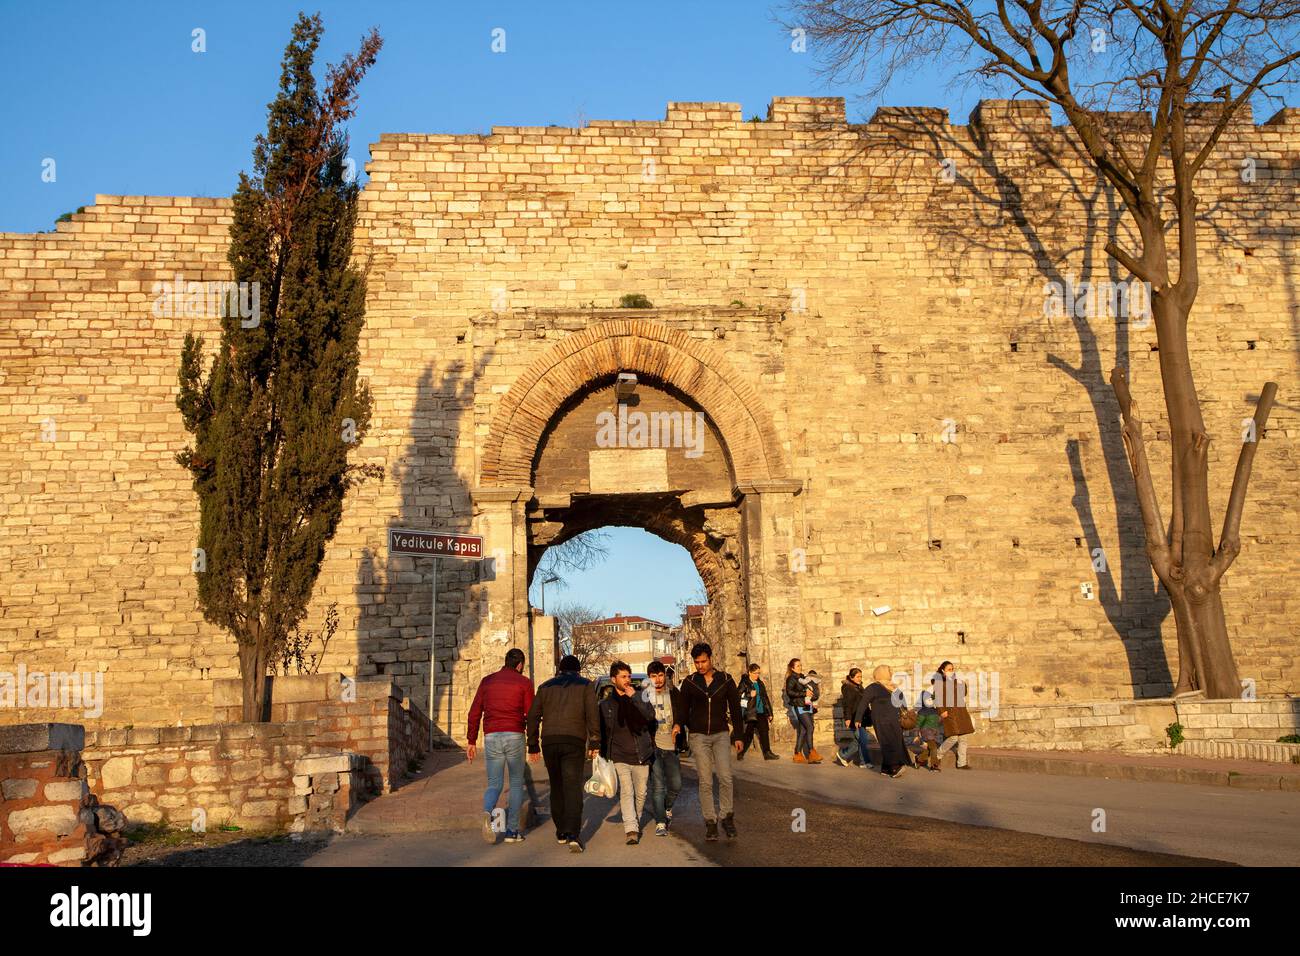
top-left (584, 754), bottom-right (618, 798)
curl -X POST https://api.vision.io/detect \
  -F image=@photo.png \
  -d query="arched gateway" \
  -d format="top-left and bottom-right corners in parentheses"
top-left (467, 315), bottom-right (803, 734)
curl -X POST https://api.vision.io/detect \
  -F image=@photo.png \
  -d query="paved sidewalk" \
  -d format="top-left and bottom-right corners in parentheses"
top-left (316, 749), bottom-right (708, 866)
top-left (346, 751), bottom-right (542, 835)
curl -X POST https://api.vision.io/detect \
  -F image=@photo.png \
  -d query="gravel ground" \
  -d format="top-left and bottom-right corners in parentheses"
top-left (122, 828), bottom-right (336, 867)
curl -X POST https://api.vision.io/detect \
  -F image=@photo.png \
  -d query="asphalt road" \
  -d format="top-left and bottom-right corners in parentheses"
top-left (723, 753), bottom-right (1300, 865)
top-left (668, 767), bottom-right (1229, 867)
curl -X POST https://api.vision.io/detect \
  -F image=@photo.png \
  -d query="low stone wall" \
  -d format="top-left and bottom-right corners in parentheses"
top-left (972, 700), bottom-right (1179, 752)
top-left (1, 723), bottom-right (130, 866)
top-left (82, 722), bottom-right (321, 830)
top-left (292, 753), bottom-right (366, 833)
top-left (1, 724), bottom-right (89, 864)
top-left (212, 674), bottom-right (430, 793)
top-left (823, 695), bottom-right (1300, 754)
top-left (1174, 698), bottom-right (1300, 740)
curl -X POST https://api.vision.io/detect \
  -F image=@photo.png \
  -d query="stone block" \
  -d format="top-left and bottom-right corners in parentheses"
top-left (0, 724), bottom-right (85, 754)
top-left (42, 780), bottom-right (86, 801)
top-left (8, 804), bottom-right (79, 839)
top-left (1, 778), bottom-right (38, 800)
top-left (100, 756), bottom-right (134, 789)
top-left (295, 754), bottom-right (352, 775)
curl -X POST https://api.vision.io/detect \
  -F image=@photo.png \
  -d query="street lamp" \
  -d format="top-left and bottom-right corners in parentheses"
top-left (539, 572), bottom-right (560, 615)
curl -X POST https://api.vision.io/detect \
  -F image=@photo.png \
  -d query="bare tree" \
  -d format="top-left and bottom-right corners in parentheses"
top-left (552, 601), bottom-right (614, 676)
top-left (533, 528), bottom-right (612, 600)
top-left (790, 0), bottom-right (1291, 698)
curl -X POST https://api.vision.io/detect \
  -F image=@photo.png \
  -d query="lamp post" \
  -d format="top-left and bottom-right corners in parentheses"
top-left (539, 572), bottom-right (560, 615)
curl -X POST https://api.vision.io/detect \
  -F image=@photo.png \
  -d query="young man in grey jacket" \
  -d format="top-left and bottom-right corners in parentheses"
top-left (644, 660), bottom-right (682, 836)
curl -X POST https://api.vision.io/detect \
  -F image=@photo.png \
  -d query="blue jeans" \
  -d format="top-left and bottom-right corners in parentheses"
top-left (483, 731), bottom-right (526, 832)
top-left (838, 725), bottom-right (875, 765)
top-left (649, 748), bottom-right (682, 824)
top-left (795, 711), bottom-right (814, 757)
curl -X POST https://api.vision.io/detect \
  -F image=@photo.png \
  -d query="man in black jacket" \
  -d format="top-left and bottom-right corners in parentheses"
top-left (526, 655), bottom-right (600, 852)
top-left (598, 661), bottom-right (656, 845)
top-left (678, 642), bottom-right (744, 841)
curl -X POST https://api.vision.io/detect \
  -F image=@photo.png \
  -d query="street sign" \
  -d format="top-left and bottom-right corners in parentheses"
top-left (389, 527), bottom-right (485, 748)
top-left (389, 528), bottom-right (484, 558)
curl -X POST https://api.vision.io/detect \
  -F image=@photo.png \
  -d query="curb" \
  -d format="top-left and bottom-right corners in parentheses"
top-left (967, 751), bottom-right (1300, 791)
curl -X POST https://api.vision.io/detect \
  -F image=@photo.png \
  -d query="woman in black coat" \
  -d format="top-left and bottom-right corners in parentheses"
top-left (736, 663), bottom-right (778, 760)
top-left (854, 665), bottom-right (909, 777)
top-left (835, 668), bottom-right (872, 768)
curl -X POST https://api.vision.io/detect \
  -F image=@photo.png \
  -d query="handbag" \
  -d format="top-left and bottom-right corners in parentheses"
top-left (898, 707), bottom-right (919, 731)
top-left (583, 754), bottom-right (619, 798)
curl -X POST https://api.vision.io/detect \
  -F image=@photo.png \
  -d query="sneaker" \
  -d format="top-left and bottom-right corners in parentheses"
top-left (481, 813), bottom-right (497, 844)
top-left (957, 764), bottom-right (972, 771)
top-left (792, 753), bottom-right (807, 764)
top-left (705, 820), bottom-right (719, 842)
top-left (655, 823), bottom-right (667, 837)
top-left (626, 831), bottom-right (640, 845)
top-left (503, 829), bottom-right (525, 843)
top-left (833, 752), bottom-right (848, 767)
top-left (556, 833), bottom-right (570, 845)
top-left (889, 766), bottom-right (908, 778)
top-left (763, 752), bottom-right (780, 760)
top-left (569, 838), bottom-right (585, 854)
top-left (720, 814), bottom-right (737, 839)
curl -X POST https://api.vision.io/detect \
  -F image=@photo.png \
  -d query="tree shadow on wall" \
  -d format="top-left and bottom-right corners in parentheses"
top-left (356, 348), bottom-right (497, 749)
top-left (829, 108), bottom-right (1179, 697)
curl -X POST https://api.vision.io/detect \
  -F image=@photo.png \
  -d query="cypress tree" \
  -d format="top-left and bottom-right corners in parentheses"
top-left (177, 14), bottom-right (382, 721)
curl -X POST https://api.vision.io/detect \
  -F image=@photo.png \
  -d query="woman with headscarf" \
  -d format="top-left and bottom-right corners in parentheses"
top-left (932, 660), bottom-right (976, 770)
top-left (854, 664), bottom-right (909, 777)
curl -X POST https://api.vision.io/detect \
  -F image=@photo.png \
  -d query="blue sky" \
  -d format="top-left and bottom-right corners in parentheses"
top-left (0, 0), bottom-right (1001, 234)
top-left (530, 527), bottom-right (704, 626)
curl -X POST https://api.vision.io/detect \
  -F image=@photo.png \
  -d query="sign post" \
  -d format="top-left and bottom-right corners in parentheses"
top-left (388, 528), bottom-right (485, 748)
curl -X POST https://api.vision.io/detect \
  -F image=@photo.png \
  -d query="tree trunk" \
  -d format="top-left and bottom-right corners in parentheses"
top-left (1148, 292), bottom-right (1241, 698)
top-left (238, 624), bottom-right (271, 722)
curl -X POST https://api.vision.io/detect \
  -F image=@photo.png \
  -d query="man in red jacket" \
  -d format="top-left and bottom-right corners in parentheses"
top-left (467, 648), bottom-right (535, 844)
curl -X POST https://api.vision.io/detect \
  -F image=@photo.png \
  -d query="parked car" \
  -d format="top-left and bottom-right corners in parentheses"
top-left (593, 673), bottom-right (648, 700)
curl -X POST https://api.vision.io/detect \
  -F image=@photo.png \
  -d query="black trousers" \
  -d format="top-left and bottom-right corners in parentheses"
top-left (542, 739), bottom-right (586, 837)
top-left (740, 716), bottom-right (772, 755)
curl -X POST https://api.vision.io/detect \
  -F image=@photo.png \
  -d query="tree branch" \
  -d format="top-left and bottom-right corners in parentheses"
top-left (1209, 381), bottom-right (1279, 583)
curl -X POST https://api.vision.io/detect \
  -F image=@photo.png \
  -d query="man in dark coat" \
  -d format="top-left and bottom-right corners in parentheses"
top-left (526, 654), bottom-right (600, 852)
top-left (855, 664), bottom-right (910, 777)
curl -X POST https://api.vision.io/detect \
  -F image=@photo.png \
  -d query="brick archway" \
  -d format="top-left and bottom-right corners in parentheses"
top-left (479, 318), bottom-right (788, 487)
